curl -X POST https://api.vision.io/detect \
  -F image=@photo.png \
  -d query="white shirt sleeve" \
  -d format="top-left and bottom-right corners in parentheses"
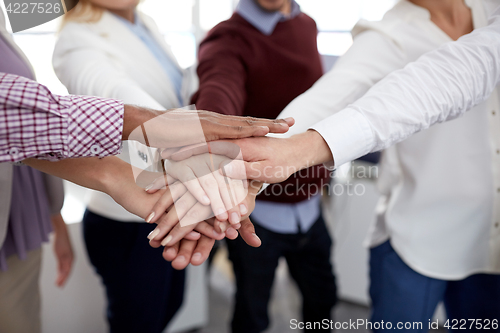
top-left (273, 30), bottom-right (406, 139)
top-left (312, 5), bottom-right (500, 167)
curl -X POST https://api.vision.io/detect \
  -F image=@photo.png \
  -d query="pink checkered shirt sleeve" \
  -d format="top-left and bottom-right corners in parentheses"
top-left (0, 73), bottom-right (124, 163)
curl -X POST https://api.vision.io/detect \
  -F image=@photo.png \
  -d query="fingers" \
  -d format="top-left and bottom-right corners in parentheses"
top-left (166, 204), bottom-right (218, 245)
top-left (225, 226), bottom-right (239, 240)
top-left (146, 182), bottom-right (187, 223)
top-left (161, 143), bottom-right (207, 160)
top-left (197, 171), bottom-right (229, 220)
top-left (221, 159), bottom-right (260, 180)
top-left (179, 169), bottom-right (212, 207)
top-left (194, 221), bottom-right (226, 241)
top-left (147, 191), bottom-right (198, 246)
top-left (203, 116), bottom-right (295, 141)
top-left (144, 174), bottom-right (177, 194)
top-left (163, 242), bottom-right (180, 261)
top-left (238, 218), bottom-right (261, 247)
top-left (170, 141), bottom-right (242, 161)
top-left (56, 257), bottom-right (71, 287)
top-left (184, 231), bottom-right (201, 241)
top-left (283, 117), bottom-right (295, 127)
top-left (190, 235), bottom-right (215, 266)
top-left (213, 170), bottom-right (241, 225)
top-left (214, 220), bottom-right (230, 234)
top-left (171, 239), bottom-right (196, 270)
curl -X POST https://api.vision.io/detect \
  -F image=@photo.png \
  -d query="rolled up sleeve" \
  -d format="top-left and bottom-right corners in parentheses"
top-left (0, 73), bottom-right (124, 163)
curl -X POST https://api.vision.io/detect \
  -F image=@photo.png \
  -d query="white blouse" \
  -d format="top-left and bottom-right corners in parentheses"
top-left (278, 0), bottom-right (500, 279)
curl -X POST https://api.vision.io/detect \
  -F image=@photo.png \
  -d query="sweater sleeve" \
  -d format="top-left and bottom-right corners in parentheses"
top-left (191, 31), bottom-right (248, 116)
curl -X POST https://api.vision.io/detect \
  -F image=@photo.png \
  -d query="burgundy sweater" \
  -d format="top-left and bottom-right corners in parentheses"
top-left (191, 12), bottom-right (330, 204)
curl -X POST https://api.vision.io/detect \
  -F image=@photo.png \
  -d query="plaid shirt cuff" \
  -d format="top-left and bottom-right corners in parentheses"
top-left (0, 73), bottom-right (124, 162)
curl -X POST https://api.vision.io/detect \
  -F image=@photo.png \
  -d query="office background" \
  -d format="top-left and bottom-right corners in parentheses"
top-left (0, 1), bottom-right (432, 332)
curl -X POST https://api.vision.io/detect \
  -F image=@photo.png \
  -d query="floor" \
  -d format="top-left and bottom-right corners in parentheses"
top-left (183, 245), bottom-right (446, 333)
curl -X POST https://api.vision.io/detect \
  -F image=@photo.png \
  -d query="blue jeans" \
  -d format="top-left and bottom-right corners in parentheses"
top-left (83, 210), bottom-right (185, 333)
top-left (370, 240), bottom-right (500, 332)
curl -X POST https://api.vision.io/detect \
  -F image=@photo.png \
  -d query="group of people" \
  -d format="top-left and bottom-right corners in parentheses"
top-left (1, 0), bottom-right (500, 332)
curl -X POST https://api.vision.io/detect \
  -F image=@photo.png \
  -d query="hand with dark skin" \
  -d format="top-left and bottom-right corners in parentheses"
top-left (121, 105), bottom-right (295, 148)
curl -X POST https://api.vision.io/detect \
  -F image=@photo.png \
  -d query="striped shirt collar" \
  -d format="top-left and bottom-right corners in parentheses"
top-left (236, 0), bottom-right (301, 36)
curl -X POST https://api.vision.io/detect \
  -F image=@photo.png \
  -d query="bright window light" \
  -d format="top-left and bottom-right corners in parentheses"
top-left (317, 32), bottom-right (353, 56)
top-left (139, 0), bottom-right (194, 33)
top-left (199, 0), bottom-right (234, 31)
top-left (165, 32), bottom-right (197, 69)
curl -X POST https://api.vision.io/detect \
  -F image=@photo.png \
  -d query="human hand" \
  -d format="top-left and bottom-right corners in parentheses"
top-left (162, 217), bottom-right (260, 270)
top-left (149, 180), bottom-right (262, 260)
top-left (51, 213), bottom-right (74, 288)
top-left (122, 106), bottom-right (295, 149)
top-left (168, 131), bottom-right (333, 183)
top-left (161, 151), bottom-right (247, 224)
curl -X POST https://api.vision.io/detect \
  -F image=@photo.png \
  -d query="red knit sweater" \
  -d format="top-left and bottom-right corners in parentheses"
top-left (191, 12), bottom-right (330, 204)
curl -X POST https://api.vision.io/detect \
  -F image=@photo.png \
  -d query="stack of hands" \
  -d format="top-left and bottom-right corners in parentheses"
top-left (125, 108), bottom-right (297, 270)
top-left (25, 106), bottom-right (331, 270)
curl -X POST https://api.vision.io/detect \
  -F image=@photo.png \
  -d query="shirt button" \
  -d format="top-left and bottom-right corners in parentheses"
top-left (90, 145), bottom-right (102, 155)
top-left (493, 110), bottom-right (496, 116)
top-left (497, 149), bottom-right (500, 155)
top-left (496, 222), bottom-right (499, 228)
top-left (9, 147), bottom-right (19, 155)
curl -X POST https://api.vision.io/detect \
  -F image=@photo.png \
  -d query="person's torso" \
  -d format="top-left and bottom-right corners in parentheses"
top-left (55, 11), bottom-right (188, 221)
top-left (203, 12), bottom-right (330, 206)
top-left (363, 0), bottom-right (500, 279)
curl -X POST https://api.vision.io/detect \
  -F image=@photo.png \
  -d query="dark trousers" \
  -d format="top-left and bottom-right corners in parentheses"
top-left (226, 213), bottom-right (337, 333)
top-left (83, 210), bottom-right (185, 333)
top-left (370, 240), bottom-right (500, 332)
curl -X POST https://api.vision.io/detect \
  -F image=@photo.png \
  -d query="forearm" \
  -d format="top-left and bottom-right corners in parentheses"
top-left (122, 105), bottom-right (162, 140)
top-left (312, 8), bottom-right (500, 167)
top-left (51, 213), bottom-right (67, 234)
top-left (0, 73), bottom-right (123, 162)
top-left (287, 130), bottom-right (334, 170)
top-left (25, 156), bottom-right (161, 220)
top-left (24, 156), bottom-right (125, 196)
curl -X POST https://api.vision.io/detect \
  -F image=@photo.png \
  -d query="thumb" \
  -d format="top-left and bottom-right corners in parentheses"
top-left (221, 160), bottom-right (265, 181)
top-left (238, 218), bottom-right (261, 247)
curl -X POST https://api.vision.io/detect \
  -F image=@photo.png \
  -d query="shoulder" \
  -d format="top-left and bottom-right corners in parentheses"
top-left (199, 13), bottom-right (253, 51)
top-left (58, 11), bottom-right (106, 41)
top-left (352, 0), bottom-right (429, 45)
top-left (55, 11), bottom-right (120, 51)
top-left (137, 11), bottom-right (161, 33)
top-left (206, 13), bottom-right (254, 39)
top-left (294, 12), bottom-right (319, 30)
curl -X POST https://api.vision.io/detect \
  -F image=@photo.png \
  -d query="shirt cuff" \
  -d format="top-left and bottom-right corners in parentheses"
top-left (310, 107), bottom-right (374, 169)
top-left (56, 94), bottom-right (124, 160)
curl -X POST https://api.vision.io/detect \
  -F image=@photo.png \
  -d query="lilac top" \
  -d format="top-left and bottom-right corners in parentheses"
top-left (0, 34), bottom-right (53, 271)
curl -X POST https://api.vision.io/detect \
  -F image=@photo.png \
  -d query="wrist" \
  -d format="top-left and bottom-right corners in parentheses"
top-left (122, 105), bottom-right (160, 140)
top-left (288, 130), bottom-right (334, 170)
